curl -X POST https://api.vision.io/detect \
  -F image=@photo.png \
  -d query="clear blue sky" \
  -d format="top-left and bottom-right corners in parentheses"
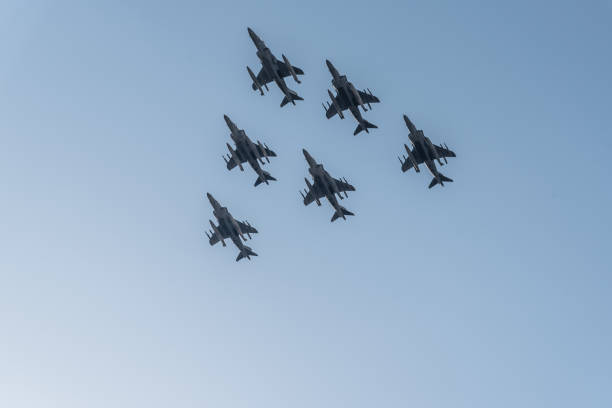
top-left (1, 1), bottom-right (611, 407)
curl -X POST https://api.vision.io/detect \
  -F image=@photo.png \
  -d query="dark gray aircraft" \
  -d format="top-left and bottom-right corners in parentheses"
top-left (222, 115), bottom-right (277, 187)
top-left (205, 193), bottom-right (258, 262)
top-left (398, 115), bottom-right (457, 188)
top-left (323, 59), bottom-right (380, 135)
top-left (246, 27), bottom-right (304, 107)
top-left (300, 149), bottom-right (356, 222)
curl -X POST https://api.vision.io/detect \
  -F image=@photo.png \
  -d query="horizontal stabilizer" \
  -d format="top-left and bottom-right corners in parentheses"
top-left (280, 90), bottom-right (303, 107)
top-left (236, 246), bottom-right (258, 262)
top-left (428, 173), bottom-right (453, 189)
top-left (331, 207), bottom-right (354, 222)
top-left (254, 171), bottom-right (276, 187)
top-left (353, 120), bottom-right (377, 136)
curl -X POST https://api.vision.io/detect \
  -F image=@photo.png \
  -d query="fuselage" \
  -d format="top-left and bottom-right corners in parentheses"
top-left (249, 28), bottom-right (291, 96)
top-left (302, 149), bottom-right (352, 219)
top-left (225, 115), bottom-right (265, 175)
top-left (308, 163), bottom-right (341, 206)
top-left (409, 131), bottom-right (441, 181)
top-left (303, 149), bottom-right (341, 201)
top-left (327, 60), bottom-right (366, 125)
top-left (259, 49), bottom-right (288, 91)
top-left (208, 194), bottom-right (245, 249)
top-left (232, 131), bottom-right (261, 168)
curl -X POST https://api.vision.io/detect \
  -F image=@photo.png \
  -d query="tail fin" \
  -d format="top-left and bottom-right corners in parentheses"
top-left (428, 173), bottom-right (453, 189)
top-left (254, 171), bottom-right (276, 186)
top-left (236, 245), bottom-right (257, 262)
top-left (353, 120), bottom-right (377, 135)
top-left (280, 89), bottom-right (303, 107)
top-left (331, 206), bottom-right (354, 222)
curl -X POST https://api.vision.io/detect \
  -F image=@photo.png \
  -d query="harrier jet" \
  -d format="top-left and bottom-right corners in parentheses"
top-left (322, 59), bottom-right (380, 135)
top-left (398, 115), bottom-right (456, 188)
top-left (300, 149), bottom-right (356, 222)
top-left (246, 27), bottom-right (304, 107)
top-left (222, 114), bottom-right (277, 187)
top-left (205, 193), bottom-right (258, 262)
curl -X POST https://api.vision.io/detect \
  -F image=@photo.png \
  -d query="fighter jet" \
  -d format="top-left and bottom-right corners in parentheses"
top-left (222, 115), bottom-right (277, 187)
top-left (246, 27), bottom-right (304, 107)
top-left (300, 149), bottom-right (356, 222)
top-left (398, 115), bottom-right (457, 188)
top-left (322, 59), bottom-right (380, 135)
top-left (205, 193), bottom-right (259, 262)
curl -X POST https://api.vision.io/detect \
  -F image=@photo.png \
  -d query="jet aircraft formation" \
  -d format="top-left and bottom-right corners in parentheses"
top-left (206, 27), bottom-right (457, 261)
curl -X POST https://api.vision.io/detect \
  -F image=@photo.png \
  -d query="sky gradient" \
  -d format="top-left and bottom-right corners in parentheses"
top-left (1, 1), bottom-right (611, 407)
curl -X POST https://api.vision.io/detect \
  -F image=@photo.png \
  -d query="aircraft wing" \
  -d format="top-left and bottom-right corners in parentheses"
top-left (208, 223), bottom-right (231, 246)
top-left (225, 148), bottom-right (248, 170)
top-left (333, 177), bottom-right (356, 193)
top-left (401, 147), bottom-right (426, 172)
top-left (255, 144), bottom-right (277, 159)
top-left (434, 144), bottom-right (456, 159)
top-left (276, 59), bottom-right (304, 78)
top-left (358, 90), bottom-right (380, 105)
top-left (251, 68), bottom-right (273, 90)
top-left (237, 221), bottom-right (258, 235)
top-left (302, 180), bottom-right (326, 206)
top-left (325, 92), bottom-right (350, 118)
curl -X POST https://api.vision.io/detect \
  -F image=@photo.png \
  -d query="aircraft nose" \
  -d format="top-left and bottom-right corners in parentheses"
top-left (325, 59), bottom-right (333, 69)
top-left (247, 27), bottom-right (258, 42)
top-left (302, 149), bottom-right (316, 164)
